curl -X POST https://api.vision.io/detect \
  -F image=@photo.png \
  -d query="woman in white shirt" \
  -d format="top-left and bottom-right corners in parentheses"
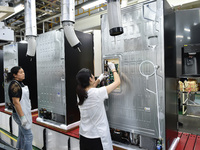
top-left (76, 62), bottom-right (120, 150)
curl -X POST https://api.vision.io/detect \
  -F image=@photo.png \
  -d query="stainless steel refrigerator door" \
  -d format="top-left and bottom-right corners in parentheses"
top-left (36, 30), bottom-right (66, 123)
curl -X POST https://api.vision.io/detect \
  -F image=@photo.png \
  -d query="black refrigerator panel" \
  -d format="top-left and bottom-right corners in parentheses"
top-left (176, 8), bottom-right (200, 77)
top-left (18, 43), bottom-right (38, 110)
top-left (0, 50), bottom-right (4, 103)
top-left (164, 11), bottom-right (178, 149)
top-left (191, 23), bottom-right (200, 44)
top-left (164, 12), bottom-right (176, 78)
top-left (182, 44), bottom-right (200, 76)
top-left (65, 31), bottom-right (94, 125)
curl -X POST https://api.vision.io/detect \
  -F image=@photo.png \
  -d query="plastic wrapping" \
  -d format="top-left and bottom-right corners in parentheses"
top-left (168, 137), bottom-right (180, 150)
top-left (26, 36), bottom-right (36, 57)
top-left (63, 22), bottom-right (81, 48)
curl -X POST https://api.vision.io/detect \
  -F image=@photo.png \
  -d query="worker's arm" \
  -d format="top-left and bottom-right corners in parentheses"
top-left (94, 79), bottom-right (100, 87)
top-left (12, 97), bottom-right (24, 117)
top-left (106, 62), bottom-right (121, 94)
top-left (93, 74), bottom-right (108, 87)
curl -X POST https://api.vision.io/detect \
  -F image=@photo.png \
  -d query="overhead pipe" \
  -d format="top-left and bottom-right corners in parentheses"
top-left (61, 0), bottom-right (81, 52)
top-left (107, 0), bottom-right (124, 36)
top-left (25, 0), bottom-right (37, 57)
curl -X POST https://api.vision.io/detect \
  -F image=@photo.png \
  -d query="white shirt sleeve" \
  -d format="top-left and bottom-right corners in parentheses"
top-left (97, 86), bottom-right (108, 101)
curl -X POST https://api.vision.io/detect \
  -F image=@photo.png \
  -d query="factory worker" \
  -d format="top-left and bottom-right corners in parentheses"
top-left (76, 62), bottom-right (120, 150)
top-left (7, 66), bottom-right (33, 150)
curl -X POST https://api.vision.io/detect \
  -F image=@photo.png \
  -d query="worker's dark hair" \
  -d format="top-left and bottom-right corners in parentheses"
top-left (6, 66), bottom-right (22, 82)
top-left (76, 68), bottom-right (92, 105)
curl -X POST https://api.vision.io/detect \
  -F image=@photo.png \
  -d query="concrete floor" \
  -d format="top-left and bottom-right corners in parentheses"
top-left (178, 114), bottom-right (200, 135)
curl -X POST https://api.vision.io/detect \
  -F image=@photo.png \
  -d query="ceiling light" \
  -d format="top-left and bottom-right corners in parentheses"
top-left (176, 35), bottom-right (184, 38)
top-left (121, 0), bottom-right (128, 8)
top-left (14, 4), bottom-right (25, 12)
top-left (194, 22), bottom-right (198, 26)
top-left (184, 28), bottom-right (190, 32)
top-left (82, 0), bottom-right (107, 10)
top-left (83, 30), bottom-right (93, 33)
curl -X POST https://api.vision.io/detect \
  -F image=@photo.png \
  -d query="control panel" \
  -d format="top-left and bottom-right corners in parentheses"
top-left (102, 57), bottom-right (121, 91)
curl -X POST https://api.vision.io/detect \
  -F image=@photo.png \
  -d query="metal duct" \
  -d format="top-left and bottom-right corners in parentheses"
top-left (0, 22), bottom-right (14, 46)
top-left (107, 0), bottom-right (123, 36)
top-left (61, 0), bottom-right (81, 50)
top-left (25, 0), bottom-right (37, 57)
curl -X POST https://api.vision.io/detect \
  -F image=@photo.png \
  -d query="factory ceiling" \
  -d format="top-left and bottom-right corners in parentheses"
top-left (0, 0), bottom-right (200, 43)
top-left (2, 0), bottom-right (63, 36)
top-left (0, 0), bottom-right (110, 40)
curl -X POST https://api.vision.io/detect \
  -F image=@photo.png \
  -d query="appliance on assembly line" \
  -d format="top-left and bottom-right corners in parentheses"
top-left (36, 29), bottom-right (94, 128)
top-left (101, 0), bottom-right (178, 149)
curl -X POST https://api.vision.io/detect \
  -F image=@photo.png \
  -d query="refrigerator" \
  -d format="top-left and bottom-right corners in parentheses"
top-left (36, 29), bottom-right (94, 125)
top-left (101, 0), bottom-right (177, 149)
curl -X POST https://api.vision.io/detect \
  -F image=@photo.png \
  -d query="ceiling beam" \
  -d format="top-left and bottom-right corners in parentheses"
top-left (75, 0), bottom-right (97, 9)
top-left (0, 6), bottom-right (14, 21)
top-left (40, 0), bottom-right (60, 7)
top-left (14, 13), bottom-right (61, 32)
top-left (36, 8), bottom-right (53, 15)
top-left (36, 2), bottom-right (60, 11)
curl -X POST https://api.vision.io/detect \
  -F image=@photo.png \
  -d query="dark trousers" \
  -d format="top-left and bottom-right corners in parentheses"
top-left (80, 135), bottom-right (103, 150)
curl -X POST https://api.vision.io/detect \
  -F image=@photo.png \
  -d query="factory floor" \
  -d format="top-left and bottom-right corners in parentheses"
top-left (176, 115), bottom-right (200, 150)
top-left (1, 105), bottom-right (200, 150)
top-left (178, 114), bottom-right (200, 135)
top-left (0, 128), bottom-right (40, 150)
top-left (0, 105), bottom-right (144, 150)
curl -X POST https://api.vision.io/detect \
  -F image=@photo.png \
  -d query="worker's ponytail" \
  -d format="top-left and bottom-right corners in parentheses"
top-left (76, 68), bottom-right (92, 105)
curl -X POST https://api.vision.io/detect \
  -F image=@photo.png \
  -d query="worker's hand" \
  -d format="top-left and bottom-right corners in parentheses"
top-left (108, 62), bottom-right (116, 72)
top-left (98, 74), bottom-right (108, 82)
top-left (20, 116), bottom-right (28, 127)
